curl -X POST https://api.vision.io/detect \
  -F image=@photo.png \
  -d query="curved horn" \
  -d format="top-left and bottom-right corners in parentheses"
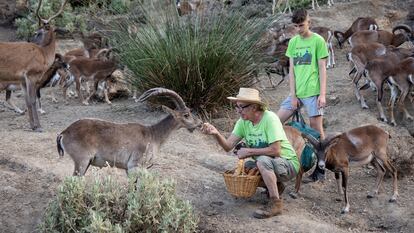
top-left (301, 132), bottom-right (320, 149)
top-left (392, 24), bottom-right (412, 34)
top-left (321, 132), bottom-right (342, 148)
top-left (35, 0), bottom-right (43, 26)
top-left (138, 88), bottom-right (187, 110)
top-left (45, 0), bottom-right (68, 24)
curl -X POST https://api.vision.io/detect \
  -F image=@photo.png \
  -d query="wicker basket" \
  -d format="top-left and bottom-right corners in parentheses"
top-left (222, 170), bottom-right (261, 198)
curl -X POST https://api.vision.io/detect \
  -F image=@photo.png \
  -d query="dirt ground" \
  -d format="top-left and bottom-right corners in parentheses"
top-left (0, 0), bottom-right (413, 232)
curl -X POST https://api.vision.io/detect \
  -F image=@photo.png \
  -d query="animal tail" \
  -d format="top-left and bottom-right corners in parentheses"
top-left (57, 134), bottom-right (64, 157)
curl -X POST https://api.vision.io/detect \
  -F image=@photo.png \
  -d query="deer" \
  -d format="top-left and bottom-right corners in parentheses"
top-left (300, 125), bottom-right (398, 214)
top-left (0, 0), bottom-right (68, 132)
top-left (334, 17), bottom-right (378, 48)
top-left (56, 87), bottom-right (203, 176)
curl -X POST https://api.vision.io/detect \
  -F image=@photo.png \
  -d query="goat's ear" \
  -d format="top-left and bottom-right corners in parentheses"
top-left (161, 105), bottom-right (175, 115)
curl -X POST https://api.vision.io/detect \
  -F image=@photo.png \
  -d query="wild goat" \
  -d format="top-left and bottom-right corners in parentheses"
top-left (347, 42), bottom-right (413, 110)
top-left (57, 87), bottom-right (202, 175)
top-left (301, 125), bottom-right (398, 214)
top-left (362, 50), bottom-right (413, 124)
top-left (388, 57), bottom-right (414, 125)
top-left (334, 17), bottom-right (378, 48)
top-left (347, 42), bottom-right (387, 109)
top-left (365, 57), bottom-right (414, 125)
top-left (35, 54), bottom-right (69, 114)
top-left (349, 24), bottom-right (414, 47)
top-left (313, 26), bottom-right (336, 68)
top-left (0, 0), bottom-right (68, 131)
top-left (63, 55), bottom-right (119, 105)
top-left (265, 38), bottom-right (290, 88)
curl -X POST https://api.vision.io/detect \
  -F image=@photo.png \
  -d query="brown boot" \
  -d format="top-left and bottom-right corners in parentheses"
top-left (253, 197), bottom-right (283, 219)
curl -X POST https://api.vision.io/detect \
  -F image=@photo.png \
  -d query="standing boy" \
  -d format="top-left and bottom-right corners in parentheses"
top-left (277, 9), bottom-right (328, 182)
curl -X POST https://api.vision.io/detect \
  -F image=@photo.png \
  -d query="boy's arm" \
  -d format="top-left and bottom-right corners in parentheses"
top-left (289, 57), bottom-right (299, 108)
top-left (318, 58), bottom-right (327, 108)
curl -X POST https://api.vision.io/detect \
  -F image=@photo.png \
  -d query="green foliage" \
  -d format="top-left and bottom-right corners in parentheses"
top-left (14, 0), bottom-right (87, 40)
top-left (39, 169), bottom-right (198, 232)
top-left (110, 4), bottom-right (272, 115)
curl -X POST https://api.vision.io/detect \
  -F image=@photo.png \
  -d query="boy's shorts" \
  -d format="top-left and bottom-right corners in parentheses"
top-left (245, 156), bottom-right (297, 182)
top-left (280, 95), bottom-right (324, 117)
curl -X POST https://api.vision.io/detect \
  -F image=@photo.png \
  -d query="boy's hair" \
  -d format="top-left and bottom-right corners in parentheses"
top-left (292, 9), bottom-right (308, 24)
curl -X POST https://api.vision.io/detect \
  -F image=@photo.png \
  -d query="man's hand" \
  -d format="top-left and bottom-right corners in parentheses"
top-left (235, 148), bottom-right (250, 159)
top-left (201, 123), bottom-right (219, 135)
top-left (291, 96), bottom-right (299, 109)
top-left (317, 95), bottom-right (326, 108)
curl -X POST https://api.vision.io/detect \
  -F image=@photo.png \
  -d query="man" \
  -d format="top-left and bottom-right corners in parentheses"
top-left (277, 9), bottom-right (328, 182)
top-left (201, 88), bottom-right (299, 218)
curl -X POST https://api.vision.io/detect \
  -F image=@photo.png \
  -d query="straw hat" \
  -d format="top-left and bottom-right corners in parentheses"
top-left (227, 88), bottom-right (266, 106)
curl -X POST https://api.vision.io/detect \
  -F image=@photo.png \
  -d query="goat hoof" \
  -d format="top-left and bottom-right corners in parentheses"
top-left (367, 194), bottom-right (375, 199)
top-left (389, 198), bottom-right (397, 203)
top-left (362, 104), bottom-right (369, 109)
top-left (335, 197), bottom-right (342, 202)
top-left (390, 121), bottom-right (397, 127)
top-left (340, 208), bottom-right (349, 214)
top-left (288, 192), bottom-right (298, 199)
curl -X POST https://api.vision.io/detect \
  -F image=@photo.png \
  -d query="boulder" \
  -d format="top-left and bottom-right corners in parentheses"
top-left (0, 0), bottom-right (27, 27)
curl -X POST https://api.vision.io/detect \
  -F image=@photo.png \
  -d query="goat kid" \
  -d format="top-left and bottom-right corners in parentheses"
top-left (57, 87), bottom-right (203, 176)
top-left (301, 125), bottom-right (398, 214)
top-left (63, 56), bottom-right (118, 105)
top-left (0, 0), bottom-right (68, 131)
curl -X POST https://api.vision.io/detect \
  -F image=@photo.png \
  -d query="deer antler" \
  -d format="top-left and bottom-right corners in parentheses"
top-left (35, 0), bottom-right (43, 26)
top-left (44, 0), bottom-right (69, 24)
top-left (138, 88), bottom-right (187, 110)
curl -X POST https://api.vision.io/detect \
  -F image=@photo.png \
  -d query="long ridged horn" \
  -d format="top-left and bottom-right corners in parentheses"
top-left (45, 0), bottom-right (68, 24)
top-left (392, 24), bottom-right (412, 34)
top-left (138, 88), bottom-right (187, 110)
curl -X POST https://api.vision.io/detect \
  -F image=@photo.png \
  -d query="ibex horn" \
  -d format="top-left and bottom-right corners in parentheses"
top-left (138, 88), bottom-right (187, 110)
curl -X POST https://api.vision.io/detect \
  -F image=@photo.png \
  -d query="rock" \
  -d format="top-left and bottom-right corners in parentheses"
top-left (0, 0), bottom-right (27, 27)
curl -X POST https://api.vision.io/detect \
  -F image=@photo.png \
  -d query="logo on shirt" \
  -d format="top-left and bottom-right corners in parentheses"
top-left (293, 48), bottom-right (312, 65)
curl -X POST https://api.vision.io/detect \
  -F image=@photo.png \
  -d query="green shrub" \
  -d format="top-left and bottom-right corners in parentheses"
top-left (110, 4), bottom-right (272, 115)
top-left (15, 0), bottom-right (87, 40)
top-left (39, 169), bottom-right (198, 232)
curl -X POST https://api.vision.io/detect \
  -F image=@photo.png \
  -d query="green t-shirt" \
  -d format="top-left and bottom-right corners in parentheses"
top-left (285, 32), bottom-right (329, 98)
top-left (232, 110), bottom-right (300, 173)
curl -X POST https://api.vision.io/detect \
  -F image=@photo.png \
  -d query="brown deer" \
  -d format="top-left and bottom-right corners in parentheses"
top-left (0, 0), bottom-right (68, 132)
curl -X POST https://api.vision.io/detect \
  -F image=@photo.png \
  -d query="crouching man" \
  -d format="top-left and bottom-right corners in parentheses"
top-left (201, 88), bottom-right (299, 218)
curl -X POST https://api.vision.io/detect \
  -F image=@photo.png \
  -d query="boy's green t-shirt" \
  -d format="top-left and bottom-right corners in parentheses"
top-left (285, 32), bottom-right (329, 98)
top-left (232, 110), bottom-right (300, 173)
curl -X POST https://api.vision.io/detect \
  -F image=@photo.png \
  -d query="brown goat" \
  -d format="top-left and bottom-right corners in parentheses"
top-left (349, 24), bottom-right (414, 48)
top-left (334, 17), bottom-right (378, 48)
top-left (57, 88), bottom-right (202, 176)
top-left (301, 125), bottom-right (398, 214)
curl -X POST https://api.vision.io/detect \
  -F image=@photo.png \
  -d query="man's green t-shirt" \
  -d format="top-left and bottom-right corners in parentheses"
top-left (232, 110), bottom-right (300, 173)
top-left (285, 32), bottom-right (329, 98)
